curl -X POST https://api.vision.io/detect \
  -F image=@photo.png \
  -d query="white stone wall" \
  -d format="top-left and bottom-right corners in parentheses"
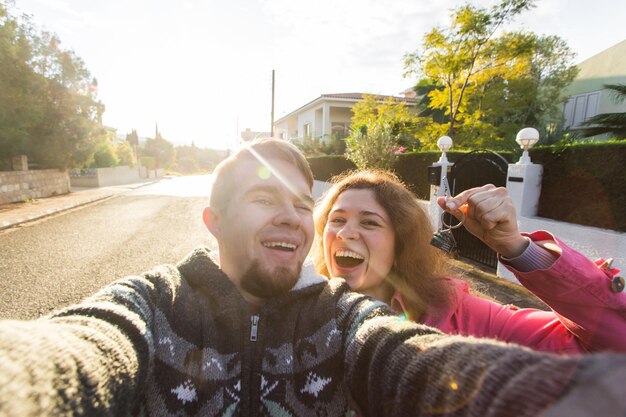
top-left (95, 165), bottom-right (142, 186)
top-left (0, 170), bottom-right (70, 204)
top-left (69, 165), bottom-right (155, 187)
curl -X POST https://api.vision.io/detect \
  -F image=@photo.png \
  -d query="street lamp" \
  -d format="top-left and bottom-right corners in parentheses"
top-left (437, 136), bottom-right (453, 164)
top-left (516, 127), bottom-right (540, 165)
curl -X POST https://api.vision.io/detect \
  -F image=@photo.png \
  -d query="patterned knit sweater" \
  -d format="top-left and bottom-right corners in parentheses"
top-left (1, 247), bottom-right (626, 417)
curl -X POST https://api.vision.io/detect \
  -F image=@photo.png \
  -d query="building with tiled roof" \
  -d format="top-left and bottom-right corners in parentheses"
top-left (274, 92), bottom-right (418, 143)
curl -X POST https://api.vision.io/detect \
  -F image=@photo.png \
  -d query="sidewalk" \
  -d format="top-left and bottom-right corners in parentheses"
top-left (0, 179), bottom-right (159, 231)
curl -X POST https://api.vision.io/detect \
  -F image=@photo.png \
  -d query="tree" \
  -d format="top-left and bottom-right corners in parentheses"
top-left (1, 2), bottom-right (41, 168)
top-left (0, 1), bottom-right (103, 169)
top-left (580, 84), bottom-right (626, 139)
top-left (174, 144), bottom-right (226, 173)
top-left (351, 94), bottom-right (419, 149)
top-left (126, 129), bottom-right (139, 148)
top-left (116, 141), bottom-right (136, 167)
top-left (143, 133), bottom-right (175, 169)
top-left (91, 138), bottom-right (119, 168)
top-left (345, 124), bottom-right (400, 170)
top-left (404, 0), bottom-right (536, 140)
top-left (471, 34), bottom-right (578, 144)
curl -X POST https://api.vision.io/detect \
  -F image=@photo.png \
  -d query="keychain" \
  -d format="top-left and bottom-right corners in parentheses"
top-left (430, 177), bottom-right (465, 253)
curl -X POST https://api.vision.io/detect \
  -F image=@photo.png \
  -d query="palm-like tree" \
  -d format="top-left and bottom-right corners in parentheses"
top-left (580, 84), bottom-right (626, 138)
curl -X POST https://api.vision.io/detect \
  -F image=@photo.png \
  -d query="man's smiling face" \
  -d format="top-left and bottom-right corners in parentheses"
top-left (211, 157), bottom-right (314, 304)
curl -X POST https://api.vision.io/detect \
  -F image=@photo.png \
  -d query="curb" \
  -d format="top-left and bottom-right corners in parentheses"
top-left (0, 194), bottom-right (115, 231)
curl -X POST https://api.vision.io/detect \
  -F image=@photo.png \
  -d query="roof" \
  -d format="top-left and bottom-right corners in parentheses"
top-left (320, 93), bottom-right (418, 103)
top-left (275, 93), bottom-right (418, 124)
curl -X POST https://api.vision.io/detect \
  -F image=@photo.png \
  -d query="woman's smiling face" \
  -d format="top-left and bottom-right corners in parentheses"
top-left (323, 188), bottom-right (396, 300)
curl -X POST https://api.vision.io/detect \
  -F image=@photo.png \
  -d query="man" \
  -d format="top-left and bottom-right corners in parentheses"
top-left (0, 138), bottom-right (625, 417)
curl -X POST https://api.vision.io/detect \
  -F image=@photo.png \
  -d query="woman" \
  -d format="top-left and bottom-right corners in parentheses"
top-left (313, 169), bottom-right (626, 353)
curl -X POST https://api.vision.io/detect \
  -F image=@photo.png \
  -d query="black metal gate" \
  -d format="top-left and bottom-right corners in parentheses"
top-left (446, 150), bottom-right (508, 269)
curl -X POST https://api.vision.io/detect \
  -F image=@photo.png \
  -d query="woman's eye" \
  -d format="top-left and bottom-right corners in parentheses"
top-left (329, 218), bottom-right (345, 224)
top-left (362, 220), bottom-right (380, 227)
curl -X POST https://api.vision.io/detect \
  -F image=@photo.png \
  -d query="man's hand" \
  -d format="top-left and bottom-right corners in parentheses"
top-left (436, 184), bottom-right (528, 258)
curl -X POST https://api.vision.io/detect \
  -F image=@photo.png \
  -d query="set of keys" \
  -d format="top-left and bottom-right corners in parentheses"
top-left (430, 177), bottom-right (465, 253)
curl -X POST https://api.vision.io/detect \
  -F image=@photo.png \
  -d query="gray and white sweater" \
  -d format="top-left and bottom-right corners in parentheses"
top-left (1, 247), bottom-right (625, 417)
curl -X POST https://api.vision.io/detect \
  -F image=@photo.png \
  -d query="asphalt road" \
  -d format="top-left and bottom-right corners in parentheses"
top-left (0, 175), bottom-right (215, 320)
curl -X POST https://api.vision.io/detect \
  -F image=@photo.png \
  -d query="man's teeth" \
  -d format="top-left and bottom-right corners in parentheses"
top-left (335, 250), bottom-right (364, 260)
top-left (263, 242), bottom-right (297, 250)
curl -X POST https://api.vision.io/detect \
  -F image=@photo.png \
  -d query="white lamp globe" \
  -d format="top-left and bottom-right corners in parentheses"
top-left (516, 127), bottom-right (540, 150)
top-left (437, 136), bottom-right (453, 153)
top-left (515, 127), bottom-right (539, 165)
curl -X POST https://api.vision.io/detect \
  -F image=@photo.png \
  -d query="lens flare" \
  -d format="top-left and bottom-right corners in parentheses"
top-left (257, 165), bottom-right (271, 180)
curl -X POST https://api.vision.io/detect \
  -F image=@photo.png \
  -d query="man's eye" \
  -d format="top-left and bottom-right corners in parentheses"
top-left (296, 204), bottom-right (313, 212)
top-left (255, 199), bottom-right (272, 205)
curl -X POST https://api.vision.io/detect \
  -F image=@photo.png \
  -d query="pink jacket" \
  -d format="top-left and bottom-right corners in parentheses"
top-left (392, 231), bottom-right (626, 354)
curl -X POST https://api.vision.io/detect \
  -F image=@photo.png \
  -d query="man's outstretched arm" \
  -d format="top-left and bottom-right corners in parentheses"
top-left (341, 291), bottom-right (626, 417)
top-left (0, 272), bottom-right (169, 417)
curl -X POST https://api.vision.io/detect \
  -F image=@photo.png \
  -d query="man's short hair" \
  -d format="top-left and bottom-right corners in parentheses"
top-left (210, 138), bottom-right (314, 212)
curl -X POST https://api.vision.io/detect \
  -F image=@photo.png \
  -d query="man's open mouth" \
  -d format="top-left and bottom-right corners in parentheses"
top-left (334, 250), bottom-right (365, 268)
top-left (263, 241), bottom-right (297, 252)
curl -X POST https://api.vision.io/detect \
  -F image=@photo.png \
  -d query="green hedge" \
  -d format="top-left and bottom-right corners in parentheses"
top-left (393, 151), bottom-right (443, 198)
top-left (308, 143), bottom-right (624, 231)
top-left (530, 142), bottom-right (626, 231)
top-left (306, 155), bottom-right (356, 181)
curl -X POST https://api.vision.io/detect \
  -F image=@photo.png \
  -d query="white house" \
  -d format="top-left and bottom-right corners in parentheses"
top-left (563, 39), bottom-right (626, 133)
top-left (274, 92), bottom-right (418, 143)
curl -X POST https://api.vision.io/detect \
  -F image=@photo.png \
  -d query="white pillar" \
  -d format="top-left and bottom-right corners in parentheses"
top-left (497, 158), bottom-right (543, 282)
top-left (428, 136), bottom-right (454, 230)
top-left (321, 103), bottom-right (331, 144)
top-left (428, 161), bottom-right (453, 230)
top-left (506, 163), bottom-right (543, 217)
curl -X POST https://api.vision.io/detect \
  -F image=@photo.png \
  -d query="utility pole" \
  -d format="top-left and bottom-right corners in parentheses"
top-left (271, 69), bottom-right (275, 137)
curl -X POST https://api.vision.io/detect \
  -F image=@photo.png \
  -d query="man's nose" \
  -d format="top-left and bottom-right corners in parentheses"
top-left (274, 203), bottom-right (302, 228)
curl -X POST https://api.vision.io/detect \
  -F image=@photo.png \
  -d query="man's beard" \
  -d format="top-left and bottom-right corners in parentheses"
top-left (239, 259), bottom-right (301, 300)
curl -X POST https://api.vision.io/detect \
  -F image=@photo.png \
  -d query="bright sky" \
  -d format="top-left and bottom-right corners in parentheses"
top-left (13, 0), bottom-right (626, 150)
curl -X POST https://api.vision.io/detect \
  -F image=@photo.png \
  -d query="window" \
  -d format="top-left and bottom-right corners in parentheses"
top-left (563, 91), bottom-right (600, 129)
top-left (303, 123), bottom-right (311, 138)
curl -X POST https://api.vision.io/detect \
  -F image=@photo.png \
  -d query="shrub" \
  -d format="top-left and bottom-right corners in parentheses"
top-left (345, 124), bottom-right (399, 169)
top-left (91, 140), bottom-right (119, 168)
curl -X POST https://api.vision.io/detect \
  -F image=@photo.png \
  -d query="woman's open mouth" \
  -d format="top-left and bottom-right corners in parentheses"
top-left (334, 250), bottom-right (365, 268)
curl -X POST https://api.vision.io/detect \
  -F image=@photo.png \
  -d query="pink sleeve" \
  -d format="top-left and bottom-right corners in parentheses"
top-left (434, 279), bottom-right (585, 354)
top-left (501, 230), bottom-right (626, 353)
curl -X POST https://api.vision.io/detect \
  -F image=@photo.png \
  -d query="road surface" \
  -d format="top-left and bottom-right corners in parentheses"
top-left (0, 175), bottom-right (215, 319)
